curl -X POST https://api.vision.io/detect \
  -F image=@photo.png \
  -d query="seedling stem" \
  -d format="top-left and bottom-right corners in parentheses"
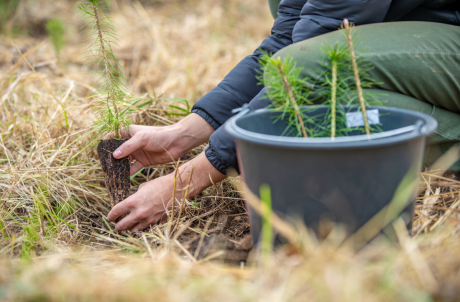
top-left (331, 60), bottom-right (337, 138)
top-left (92, 3), bottom-right (121, 138)
top-left (275, 59), bottom-right (308, 138)
top-left (344, 18), bottom-right (370, 135)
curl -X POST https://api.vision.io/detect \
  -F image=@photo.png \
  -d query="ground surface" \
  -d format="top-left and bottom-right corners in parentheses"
top-left (1, 0), bottom-right (460, 301)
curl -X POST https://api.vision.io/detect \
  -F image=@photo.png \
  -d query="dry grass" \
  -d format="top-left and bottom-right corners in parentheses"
top-left (0, 0), bottom-right (265, 251)
top-left (1, 0), bottom-right (460, 301)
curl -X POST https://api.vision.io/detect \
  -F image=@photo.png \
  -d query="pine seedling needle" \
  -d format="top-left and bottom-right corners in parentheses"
top-left (331, 59), bottom-right (338, 138)
top-left (92, 2), bottom-right (121, 138)
top-left (77, 0), bottom-right (132, 138)
top-left (343, 19), bottom-right (370, 135)
top-left (275, 59), bottom-right (308, 138)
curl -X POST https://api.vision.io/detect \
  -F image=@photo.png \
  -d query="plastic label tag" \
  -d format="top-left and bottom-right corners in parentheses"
top-left (346, 109), bottom-right (380, 128)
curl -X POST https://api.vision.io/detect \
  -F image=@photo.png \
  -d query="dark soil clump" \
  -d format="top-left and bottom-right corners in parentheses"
top-left (97, 139), bottom-right (130, 208)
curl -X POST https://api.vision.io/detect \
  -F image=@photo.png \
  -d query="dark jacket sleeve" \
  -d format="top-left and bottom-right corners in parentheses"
top-left (194, 0), bottom-right (307, 174)
top-left (191, 0), bottom-right (308, 129)
top-left (293, 0), bottom-right (393, 43)
top-left (205, 88), bottom-right (271, 174)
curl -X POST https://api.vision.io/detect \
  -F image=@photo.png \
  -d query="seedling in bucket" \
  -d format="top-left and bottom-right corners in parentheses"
top-left (260, 19), bottom-right (382, 138)
top-left (227, 19), bottom-right (438, 245)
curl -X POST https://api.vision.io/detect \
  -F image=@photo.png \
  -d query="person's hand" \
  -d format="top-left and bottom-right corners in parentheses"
top-left (107, 152), bottom-right (227, 232)
top-left (107, 113), bottom-right (214, 175)
top-left (107, 173), bottom-right (174, 232)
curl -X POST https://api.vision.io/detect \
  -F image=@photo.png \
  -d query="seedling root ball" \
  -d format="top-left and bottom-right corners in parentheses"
top-left (97, 139), bottom-right (130, 208)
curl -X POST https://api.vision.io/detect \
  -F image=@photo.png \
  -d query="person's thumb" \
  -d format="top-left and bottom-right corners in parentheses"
top-left (113, 133), bottom-right (146, 159)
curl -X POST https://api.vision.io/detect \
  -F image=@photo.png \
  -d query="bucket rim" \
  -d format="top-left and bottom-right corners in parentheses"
top-left (224, 106), bottom-right (438, 149)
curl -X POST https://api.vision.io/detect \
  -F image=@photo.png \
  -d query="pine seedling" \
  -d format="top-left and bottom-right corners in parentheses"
top-left (260, 53), bottom-right (313, 137)
top-left (320, 42), bottom-right (349, 138)
top-left (45, 19), bottom-right (65, 58)
top-left (343, 18), bottom-right (370, 135)
top-left (317, 23), bottom-right (383, 137)
top-left (77, 0), bottom-right (131, 138)
top-left (259, 24), bottom-right (382, 139)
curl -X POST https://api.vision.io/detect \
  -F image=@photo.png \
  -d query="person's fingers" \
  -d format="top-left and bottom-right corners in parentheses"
top-left (103, 132), bottom-right (116, 140)
top-left (118, 132), bottom-right (130, 139)
top-left (115, 206), bottom-right (150, 231)
top-left (113, 132), bottom-right (147, 159)
top-left (129, 149), bottom-right (153, 166)
top-left (158, 210), bottom-right (169, 223)
top-left (114, 213), bottom-right (139, 231)
top-left (103, 127), bottom-right (132, 140)
top-left (129, 223), bottom-right (141, 234)
top-left (130, 220), bottom-right (152, 233)
top-left (107, 198), bottom-right (132, 222)
top-left (130, 160), bottom-right (145, 176)
top-left (118, 126), bottom-right (136, 139)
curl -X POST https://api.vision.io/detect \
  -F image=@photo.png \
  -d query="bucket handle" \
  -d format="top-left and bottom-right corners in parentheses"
top-left (416, 120), bottom-right (429, 135)
top-left (232, 104), bottom-right (253, 116)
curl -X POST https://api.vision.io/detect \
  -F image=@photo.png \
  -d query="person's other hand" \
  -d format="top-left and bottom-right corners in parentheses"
top-left (107, 174), bottom-right (174, 232)
top-left (107, 152), bottom-right (226, 232)
top-left (106, 113), bottom-right (214, 175)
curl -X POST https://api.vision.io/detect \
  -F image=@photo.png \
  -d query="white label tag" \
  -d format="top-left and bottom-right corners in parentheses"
top-left (346, 109), bottom-right (380, 128)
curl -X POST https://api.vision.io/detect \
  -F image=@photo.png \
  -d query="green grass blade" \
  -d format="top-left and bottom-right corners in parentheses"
top-left (130, 168), bottom-right (144, 180)
top-left (102, 216), bottom-right (113, 233)
top-left (260, 184), bottom-right (273, 264)
top-left (46, 211), bottom-right (76, 230)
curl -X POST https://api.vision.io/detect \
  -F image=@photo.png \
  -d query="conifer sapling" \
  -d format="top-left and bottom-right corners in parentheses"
top-left (322, 43), bottom-right (349, 138)
top-left (260, 54), bottom-right (313, 137)
top-left (78, 0), bottom-right (132, 208)
top-left (259, 19), bottom-right (382, 138)
top-left (343, 18), bottom-right (370, 135)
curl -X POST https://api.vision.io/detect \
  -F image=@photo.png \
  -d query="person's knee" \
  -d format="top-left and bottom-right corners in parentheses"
top-left (270, 29), bottom-right (345, 84)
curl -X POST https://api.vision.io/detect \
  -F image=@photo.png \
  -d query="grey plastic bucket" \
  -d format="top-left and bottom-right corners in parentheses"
top-left (225, 105), bottom-right (438, 244)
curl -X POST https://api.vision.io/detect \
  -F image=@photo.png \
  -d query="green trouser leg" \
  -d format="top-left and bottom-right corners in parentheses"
top-left (364, 89), bottom-right (460, 170)
top-left (268, 0), bottom-right (281, 19)
top-left (275, 22), bottom-right (460, 171)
